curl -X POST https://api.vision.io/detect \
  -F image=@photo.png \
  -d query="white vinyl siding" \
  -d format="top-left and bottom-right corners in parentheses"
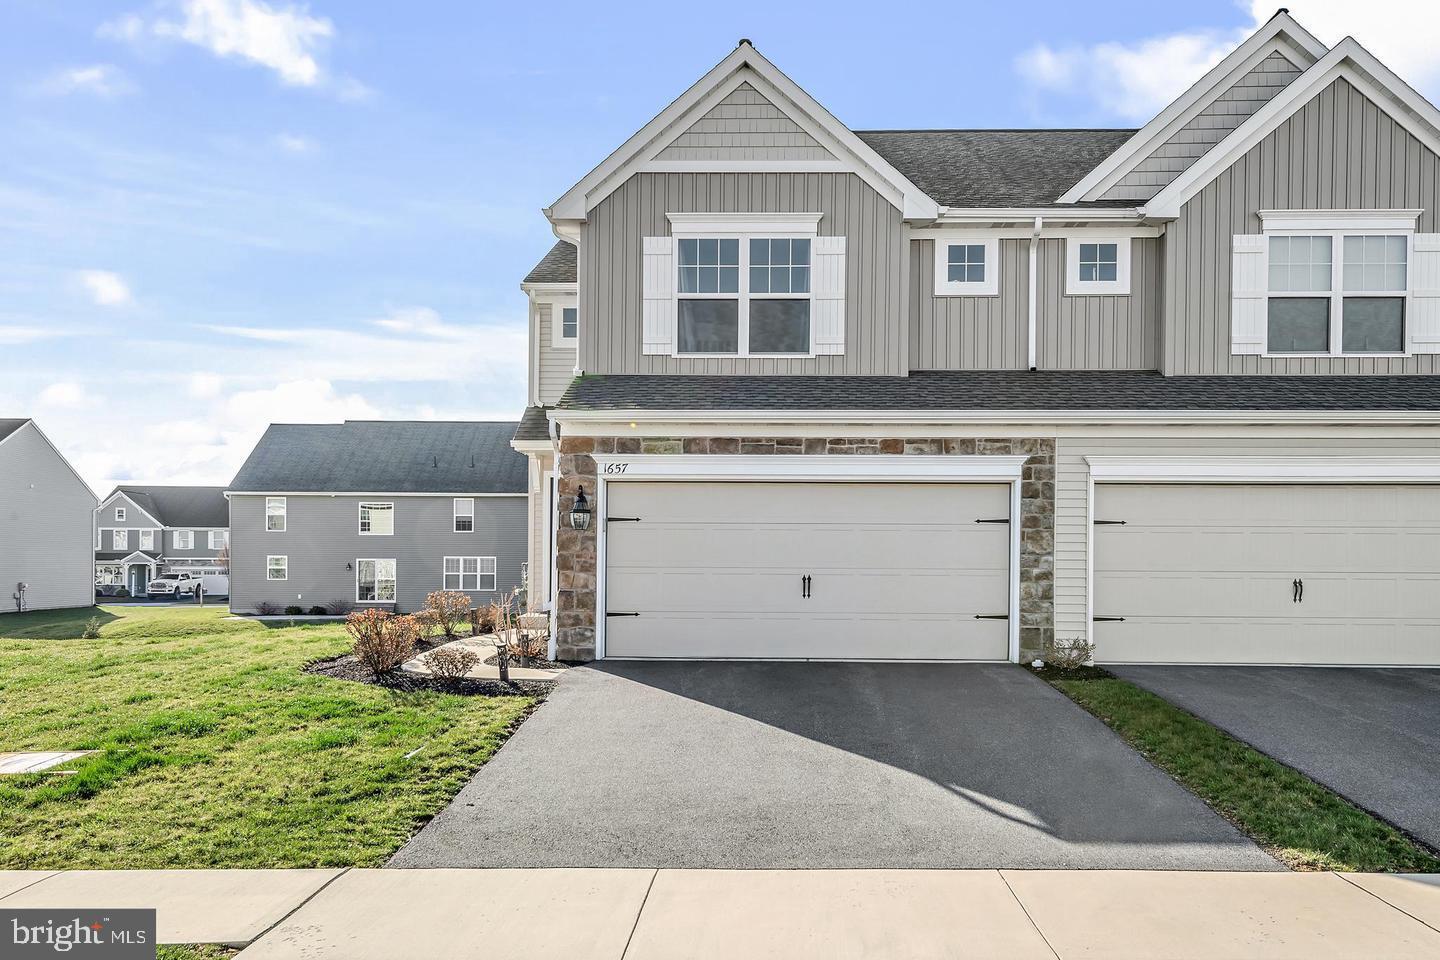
top-left (356, 558), bottom-right (396, 602)
top-left (443, 556), bottom-right (496, 592)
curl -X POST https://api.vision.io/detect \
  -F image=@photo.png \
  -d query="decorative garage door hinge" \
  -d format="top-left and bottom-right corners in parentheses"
top-left (1093, 519), bottom-right (1127, 525)
top-left (975, 518), bottom-right (1010, 524)
top-left (606, 612), bottom-right (640, 617)
top-left (1092, 616), bottom-right (1126, 622)
top-left (974, 614), bottom-right (1010, 620)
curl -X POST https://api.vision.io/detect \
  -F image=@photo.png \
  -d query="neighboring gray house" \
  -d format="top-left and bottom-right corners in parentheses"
top-left (0, 418), bottom-right (97, 613)
top-left (228, 421), bottom-right (528, 614)
top-left (521, 12), bottom-right (1440, 668)
top-left (94, 486), bottom-right (230, 596)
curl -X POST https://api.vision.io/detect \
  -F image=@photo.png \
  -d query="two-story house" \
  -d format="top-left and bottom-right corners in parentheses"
top-left (1, 418), bottom-right (96, 612)
top-left (94, 485), bottom-right (230, 596)
top-left (227, 420), bottom-right (528, 614)
top-left (517, 12), bottom-right (1440, 667)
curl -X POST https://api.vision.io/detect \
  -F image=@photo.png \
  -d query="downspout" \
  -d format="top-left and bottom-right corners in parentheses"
top-left (1028, 216), bottom-right (1042, 371)
top-left (546, 414), bottom-right (561, 661)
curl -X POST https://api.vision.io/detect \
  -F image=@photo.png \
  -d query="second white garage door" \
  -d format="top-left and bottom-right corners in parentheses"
top-left (1094, 483), bottom-right (1440, 665)
top-left (603, 481), bottom-right (1011, 660)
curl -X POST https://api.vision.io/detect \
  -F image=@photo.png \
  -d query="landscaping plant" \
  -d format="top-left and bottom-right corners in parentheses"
top-left (423, 591), bottom-right (473, 640)
top-left (422, 645), bottom-right (481, 681)
top-left (345, 609), bottom-right (419, 675)
top-left (253, 601), bottom-right (279, 616)
top-left (81, 616), bottom-right (102, 639)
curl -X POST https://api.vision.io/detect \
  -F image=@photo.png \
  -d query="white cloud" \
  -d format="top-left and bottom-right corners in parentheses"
top-left (274, 132), bottom-right (316, 153)
top-left (32, 64), bottom-right (136, 99)
top-left (38, 382), bottom-right (88, 408)
top-left (0, 325), bottom-right (68, 345)
top-left (188, 373), bottom-right (224, 399)
top-left (77, 270), bottom-right (133, 306)
top-left (104, 0), bottom-right (334, 87)
top-left (1015, 1), bottom-right (1440, 123)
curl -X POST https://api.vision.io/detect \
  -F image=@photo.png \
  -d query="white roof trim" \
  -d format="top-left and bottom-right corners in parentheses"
top-left (1146, 37), bottom-right (1440, 219)
top-left (936, 207), bottom-right (1145, 223)
top-left (1060, 12), bottom-right (1328, 203)
top-left (546, 43), bottom-right (939, 222)
top-left (109, 551), bottom-right (160, 566)
top-left (551, 407), bottom-right (1440, 426)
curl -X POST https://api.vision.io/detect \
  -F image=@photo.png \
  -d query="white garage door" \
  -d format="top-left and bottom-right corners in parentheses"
top-left (603, 481), bottom-right (1011, 660)
top-left (1094, 483), bottom-right (1440, 665)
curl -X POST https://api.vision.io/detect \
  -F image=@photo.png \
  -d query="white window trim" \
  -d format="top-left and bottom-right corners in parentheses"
top-left (208, 530), bottom-right (228, 550)
top-left (442, 555), bottom-right (498, 592)
top-left (113, 530), bottom-right (128, 550)
top-left (265, 497), bottom-right (286, 532)
top-left (173, 530), bottom-right (194, 550)
top-left (139, 530), bottom-right (155, 550)
top-left (267, 555), bottom-right (288, 581)
top-left (933, 236), bottom-right (1000, 296)
top-left (355, 558), bottom-right (397, 603)
top-left (453, 497), bottom-right (475, 533)
top-left (548, 298), bottom-right (578, 346)
top-left (115, 507), bottom-right (126, 522)
top-left (669, 212), bottom-right (822, 359)
top-left (1260, 223), bottom-right (1414, 358)
top-left (1066, 237), bottom-right (1131, 295)
top-left (358, 501), bottom-right (395, 536)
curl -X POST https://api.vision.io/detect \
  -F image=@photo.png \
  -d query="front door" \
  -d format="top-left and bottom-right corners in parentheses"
top-left (128, 565), bottom-right (149, 596)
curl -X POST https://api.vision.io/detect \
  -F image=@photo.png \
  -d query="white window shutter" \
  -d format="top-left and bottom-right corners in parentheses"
top-left (1231, 234), bottom-right (1267, 355)
top-left (812, 235), bottom-right (846, 355)
top-left (641, 237), bottom-right (675, 354)
top-left (1411, 234), bottom-right (1440, 353)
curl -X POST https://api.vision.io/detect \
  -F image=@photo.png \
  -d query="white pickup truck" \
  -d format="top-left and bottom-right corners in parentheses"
top-left (147, 572), bottom-right (229, 600)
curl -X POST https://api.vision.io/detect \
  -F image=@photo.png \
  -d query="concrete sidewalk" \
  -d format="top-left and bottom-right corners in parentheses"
top-left (2, 868), bottom-right (1439, 958)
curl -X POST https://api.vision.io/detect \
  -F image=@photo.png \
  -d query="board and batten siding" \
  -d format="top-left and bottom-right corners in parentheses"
top-left (1165, 76), bottom-right (1440, 374)
top-left (0, 424), bottom-right (95, 612)
top-left (580, 172), bottom-right (908, 376)
top-left (535, 302), bottom-right (576, 405)
top-left (1052, 430), bottom-right (1440, 644)
top-left (908, 238), bottom-right (1158, 370)
top-left (228, 493), bottom-right (527, 614)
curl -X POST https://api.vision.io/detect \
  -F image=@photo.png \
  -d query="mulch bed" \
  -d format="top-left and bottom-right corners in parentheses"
top-left (304, 651), bottom-right (554, 697)
top-left (483, 652), bottom-right (570, 671)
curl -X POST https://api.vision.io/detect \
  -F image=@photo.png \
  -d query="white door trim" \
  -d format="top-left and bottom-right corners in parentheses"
top-left (1083, 456), bottom-right (1440, 649)
top-left (591, 454), bottom-right (1028, 662)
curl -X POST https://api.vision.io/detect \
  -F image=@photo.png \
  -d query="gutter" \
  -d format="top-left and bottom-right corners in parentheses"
top-left (1028, 215), bottom-right (1042, 371)
top-left (548, 407), bottom-right (1440, 427)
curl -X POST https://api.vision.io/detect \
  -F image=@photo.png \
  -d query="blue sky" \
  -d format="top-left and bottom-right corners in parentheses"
top-left (2, 0), bottom-right (1434, 491)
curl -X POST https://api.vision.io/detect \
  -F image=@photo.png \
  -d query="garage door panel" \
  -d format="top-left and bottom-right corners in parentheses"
top-left (604, 481), bottom-right (1011, 661)
top-left (1095, 483), bottom-right (1440, 665)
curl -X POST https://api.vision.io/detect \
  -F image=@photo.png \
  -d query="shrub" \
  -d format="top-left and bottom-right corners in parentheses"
top-left (115, 587), bottom-right (130, 598)
top-left (475, 603), bottom-right (498, 635)
top-left (327, 598), bottom-right (354, 616)
top-left (346, 609), bottom-right (419, 675)
top-left (81, 616), bottom-right (103, 639)
top-left (254, 601), bottom-right (279, 616)
top-left (308, 605), bottom-right (329, 616)
top-left (422, 645), bottom-right (481, 680)
top-left (284, 605), bottom-right (305, 616)
top-left (1041, 636), bottom-right (1095, 671)
top-left (423, 591), bottom-right (472, 641)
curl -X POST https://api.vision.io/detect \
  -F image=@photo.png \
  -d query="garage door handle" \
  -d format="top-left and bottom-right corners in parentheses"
top-left (1298, 578), bottom-right (1304, 603)
top-left (1292, 578), bottom-right (1300, 603)
top-left (801, 575), bottom-right (811, 599)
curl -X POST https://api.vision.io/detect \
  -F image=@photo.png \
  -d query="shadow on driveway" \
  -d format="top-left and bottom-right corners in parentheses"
top-left (389, 661), bottom-right (1278, 870)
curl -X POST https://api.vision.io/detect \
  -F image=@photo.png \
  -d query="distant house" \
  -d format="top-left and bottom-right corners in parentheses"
top-left (0, 419), bottom-right (97, 613)
top-left (93, 486), bottom-right (230, 596)
top-left (227, 421), bottom-right (528, 614)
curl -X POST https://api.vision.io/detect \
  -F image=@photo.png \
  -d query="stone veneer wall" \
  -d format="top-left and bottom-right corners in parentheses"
top-left (554, 436), bottom-right (1056, 661)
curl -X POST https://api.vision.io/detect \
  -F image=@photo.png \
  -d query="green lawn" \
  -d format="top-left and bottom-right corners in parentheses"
top-left (0, 606), bottom-right (533, 869)
top-left (1040, 666), bottom-right (1440, 872)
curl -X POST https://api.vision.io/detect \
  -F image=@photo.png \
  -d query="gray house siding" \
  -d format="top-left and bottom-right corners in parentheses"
top-left (580, 172), bottom-right (908, 376)
top-left (909, 239), bottom-right (1028, 369)
top-left (1036, 237), bottom-right (1162, 370)
top-left (229, 494), bottom-right (527, 614)
top-left (1165, 76), bottom-right (1440, 374)
top-left (654, 82), bottom-right (835, 162)
top-left (0, 424), bottom-right (95, 613)
top-left (535, 302), bottom-right (576, 405)
top-left (1103, 51), bottom-right (1303, 202)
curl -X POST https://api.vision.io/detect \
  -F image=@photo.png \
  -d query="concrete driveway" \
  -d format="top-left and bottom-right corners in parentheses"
top-left (1115, 666), bottom-right (1440, 852)
top-left (390, 662), bottom-right (1276, 870)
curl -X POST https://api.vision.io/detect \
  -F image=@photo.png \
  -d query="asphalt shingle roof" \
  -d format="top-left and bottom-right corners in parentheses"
top-left (558, 371), bottom-right (1440, 412)
top-left (230, 421), bottom-right (527, 494)
top-left (0, 418), bottom-right (29, 443)
top-left (513, 406), bottom-right (551, 443)
top-left (524, 241), bottom-right (578, 284)
top-left (112, 486), bottom-right (230, 527)
top-left (856, 129), bottom-right (1138, 208)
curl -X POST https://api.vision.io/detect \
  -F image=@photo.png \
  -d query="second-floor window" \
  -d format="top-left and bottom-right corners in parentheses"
top-left (115, 507), bottom-right (126, 522)
top-left (676, 236), bottom-right (811, 355)
top-left (174, 530), bottom-right (194, 550)
top-left (139, 530), bottom-right (154, 550)
top-left (1066, 238), bottom-right (1131, 295)
top-left (934, 237), bottom-right (999, 296)
top-left (113, 529), bottom-right (128, 550)
top-left (454, 498), bottom-right (474, 532)
top-left (1267, 234), bottom-right (1407, 355)
top-left (208, 530), bottom-right (228, 550)
top-left (359, 502), bottom-right (394, 536)
top-left (266, 497), bottom-right (286, 532)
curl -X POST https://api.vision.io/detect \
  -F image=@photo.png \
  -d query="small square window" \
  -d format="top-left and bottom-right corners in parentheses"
top-left (934, 238), bottom-right (999, 296)
top-left (1067, 238), bottom-right (1130, 294)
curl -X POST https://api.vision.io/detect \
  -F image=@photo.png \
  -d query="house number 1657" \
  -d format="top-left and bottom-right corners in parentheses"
top-left (603, 463), bottom-right (629, 475)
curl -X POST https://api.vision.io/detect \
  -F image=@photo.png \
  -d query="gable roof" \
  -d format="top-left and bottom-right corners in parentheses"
top-left (547, 40), bottom-right (940, 221)
top-left (0, 418), bottom-right (28, 444)
top-left (524, 241), bottom-right (577, 284)
top-left (109, 486), bottom-right (229, 528)
top-left (1145, 36), bottom-right (1440, 218)
top-left (856, 129), bottom-right (1137, 208)
top-left (229, 420), bottom-right (527, 494)
top-left (1060, 10), bottom-right (1328, 203)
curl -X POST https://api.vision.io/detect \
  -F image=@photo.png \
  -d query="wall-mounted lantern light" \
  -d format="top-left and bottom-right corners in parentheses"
top-left (569, 485), bottom-right (593, 531)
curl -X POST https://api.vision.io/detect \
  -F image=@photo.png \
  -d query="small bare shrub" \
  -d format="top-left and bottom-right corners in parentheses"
top-left (284, 605), bottom-right (305, 616)
top-left (81, 616), bottom-right (103, 639)
top-left (422, 645), bottom-right (481, 681)
top-left (476, 602), bottom-right (499, 635)
top-left (512, 622), bottom-right (548, 661)
top-left (1041, 636), bottom-right (1095, 671)
top-left (254, 601), bottom-right (279, 616)
top-left (308, 605), bottom-right (329, 616)
top-left (424, 591), bottom-right (473, 640)
top-left (327, 598), bottom-right (355, 616)
top-left (346, 609), bottom-right (418, 675)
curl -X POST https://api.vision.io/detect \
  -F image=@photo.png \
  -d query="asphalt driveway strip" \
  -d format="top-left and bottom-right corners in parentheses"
top-left (1114, 665), bottom-right (1440, 853)
top-left (389, 662), bottom-right (1277, 870)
